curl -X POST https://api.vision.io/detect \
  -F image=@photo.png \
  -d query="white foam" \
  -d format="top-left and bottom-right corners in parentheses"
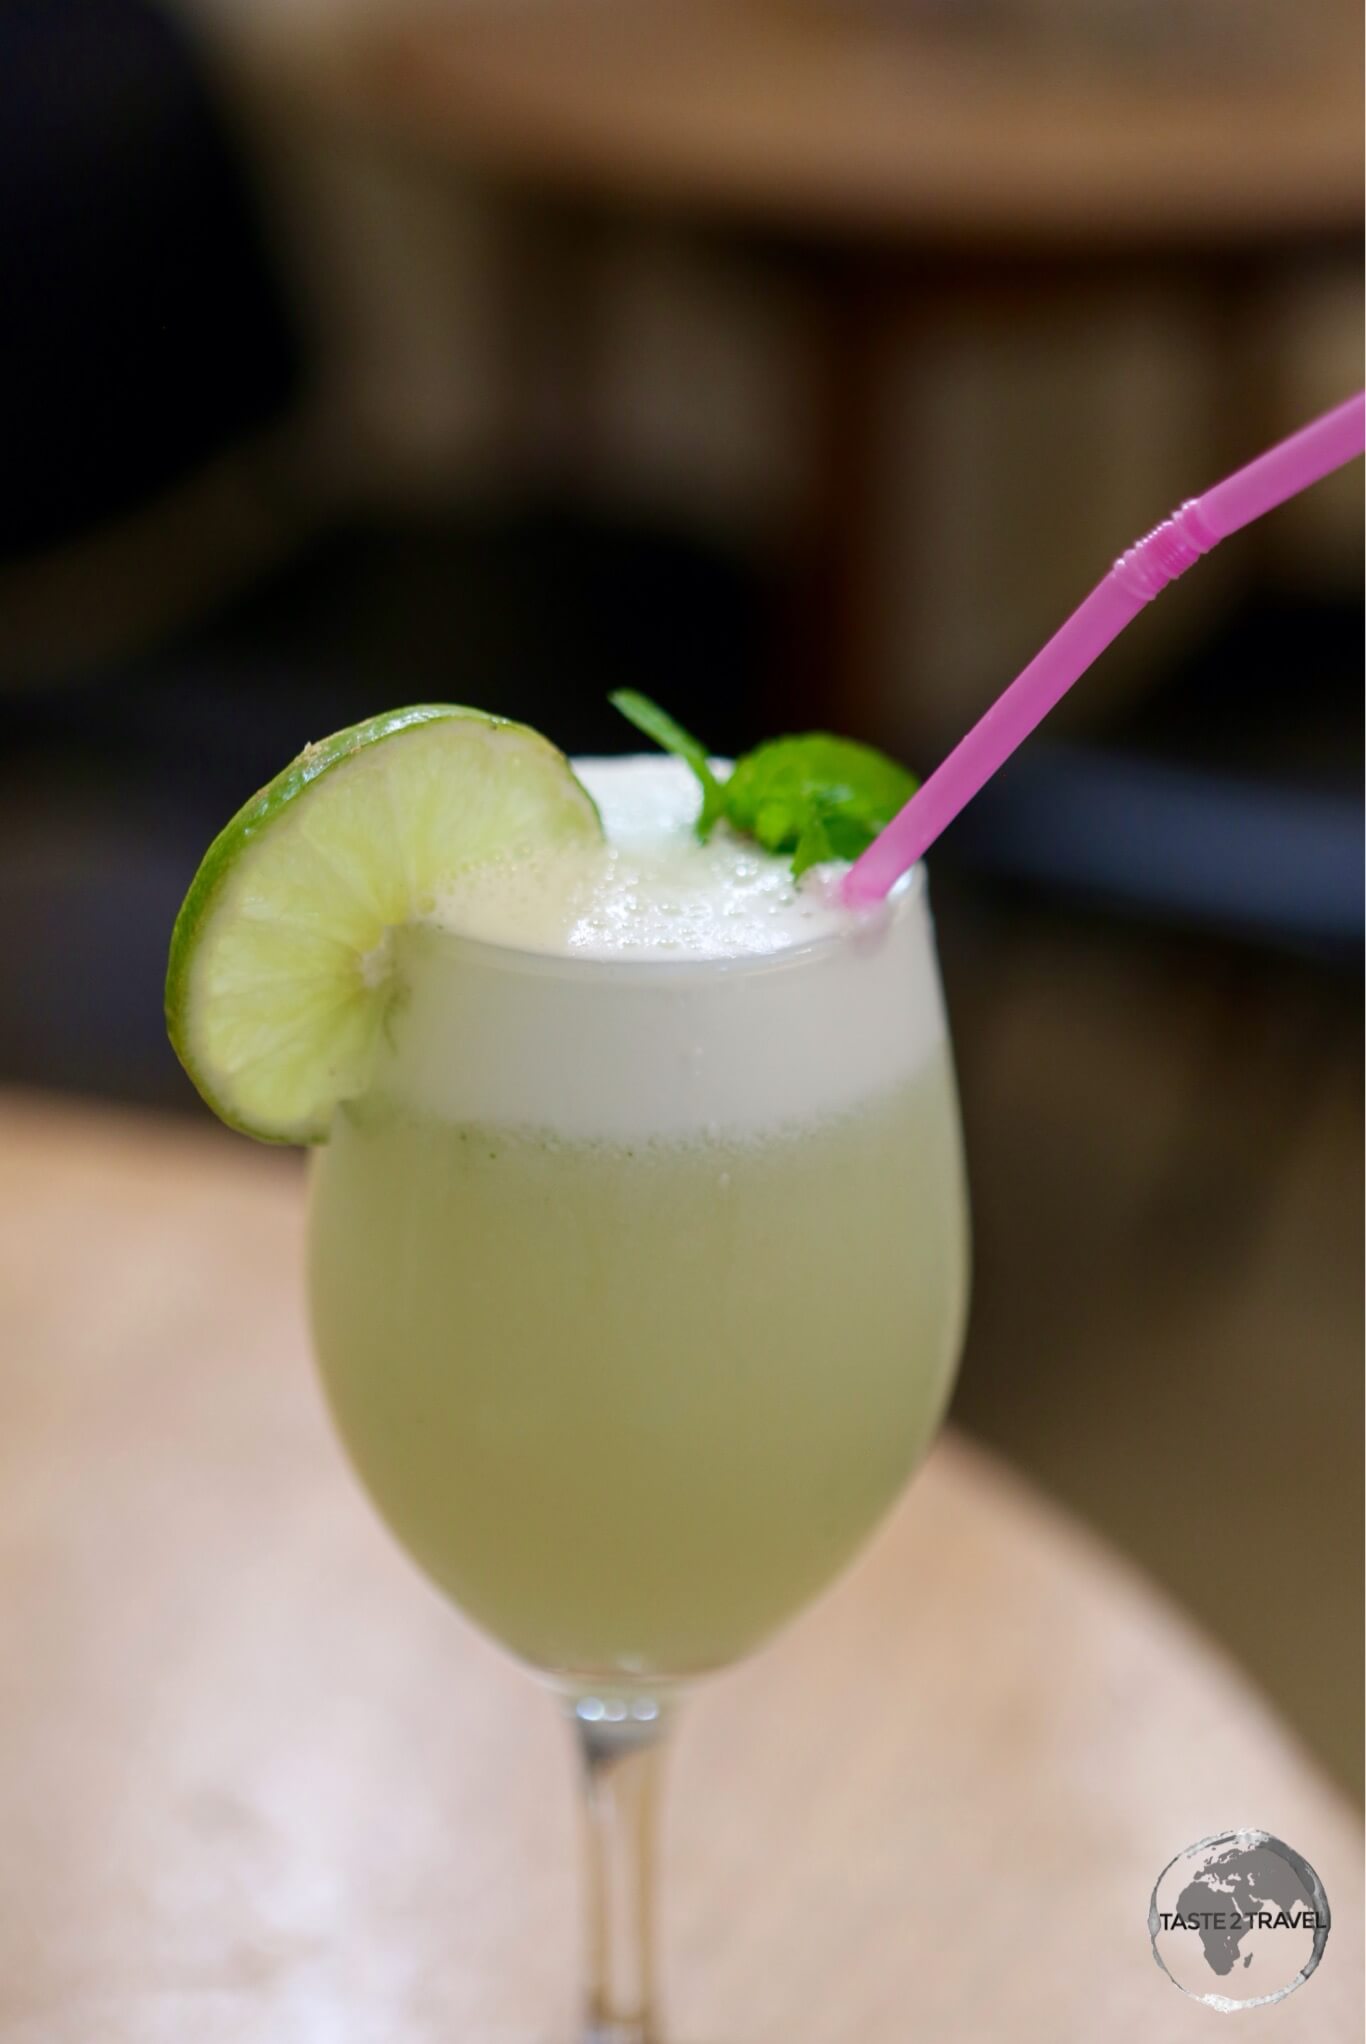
top-left (386, 755), bottom-right (947, 1140)
top-left (433, 756), bottom-right (853, 960)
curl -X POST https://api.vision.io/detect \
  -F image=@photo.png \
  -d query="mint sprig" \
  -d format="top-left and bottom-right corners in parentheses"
top-left (609, 691), bottom-right (916, 878)
top-left (610, 690), bottom-right (726, 837)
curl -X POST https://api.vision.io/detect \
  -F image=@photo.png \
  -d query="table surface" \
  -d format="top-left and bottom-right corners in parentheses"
top-left (1, 1090), bottom-right (1360, 2043)
top-left (271, 0), bottom-right (1364, 248)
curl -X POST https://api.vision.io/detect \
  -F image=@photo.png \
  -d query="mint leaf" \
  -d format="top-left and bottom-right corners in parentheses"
top-left (723, 734), bottom-right (916, 870)
top-left (609, 694), bottom-right (915, 875)
top-left (609, 690), bottom-right (725, 838)
top-left (792, 812), bottom-right (835, 877)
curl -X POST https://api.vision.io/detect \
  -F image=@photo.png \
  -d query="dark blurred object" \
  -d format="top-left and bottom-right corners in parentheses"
top-left (0, 500), bottom-right (762, 1109)
top-left (271, 0), bottom-right (1363, 724)
top-left (4, 502), bottom-right (763, 807)
top-left (0, 0), bottom-right (301, 561)
top-left (0, 0), bottom-right (764, 1109)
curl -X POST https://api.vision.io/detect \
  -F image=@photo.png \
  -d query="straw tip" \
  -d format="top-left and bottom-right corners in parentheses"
top-left (837, 863), bottom-right (893, 912)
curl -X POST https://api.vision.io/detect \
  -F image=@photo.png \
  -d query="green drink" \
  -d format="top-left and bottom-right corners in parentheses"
top-left (310, 1046), bottom-right (965, 1678)
top-left (304, 755), bottom-right (967, 1677)
top-left (167, 713), bottom-right (970, 2040)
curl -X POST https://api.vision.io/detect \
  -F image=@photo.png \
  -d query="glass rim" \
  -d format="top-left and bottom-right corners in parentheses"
top-left (401, 862), bottom-right (928, 987)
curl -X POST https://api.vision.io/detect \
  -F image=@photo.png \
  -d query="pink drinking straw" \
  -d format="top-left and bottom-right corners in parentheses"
top-left (843, 392), bottom-right (1366, 906)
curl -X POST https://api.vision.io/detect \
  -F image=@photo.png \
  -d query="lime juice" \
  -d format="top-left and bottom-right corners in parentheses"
top-left (307, 758), bottom-right (969, 1678)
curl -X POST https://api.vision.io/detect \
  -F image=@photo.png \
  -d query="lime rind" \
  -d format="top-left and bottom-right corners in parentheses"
top-left (166, 705), bottom-right (601, 1143)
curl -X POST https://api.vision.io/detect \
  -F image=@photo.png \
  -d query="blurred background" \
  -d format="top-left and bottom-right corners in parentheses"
top-left (2, 0), bottom-right (1360, 1791)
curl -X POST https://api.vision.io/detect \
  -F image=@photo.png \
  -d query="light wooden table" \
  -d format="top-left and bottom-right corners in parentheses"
top-left (1, 1091), bottom-right (1360, 2042)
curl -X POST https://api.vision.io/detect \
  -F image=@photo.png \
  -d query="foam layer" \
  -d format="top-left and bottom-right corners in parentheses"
top-left (434, 756), bottom-right (854, 960)
top-left (384, 755), bottom-right (946, 1140)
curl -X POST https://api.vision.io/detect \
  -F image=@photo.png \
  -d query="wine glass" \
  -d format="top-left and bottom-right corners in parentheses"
top-left (308, 858), bottom-right (969, 2039)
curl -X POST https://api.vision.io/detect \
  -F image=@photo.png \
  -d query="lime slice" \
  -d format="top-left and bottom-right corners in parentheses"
top-left (166, 705), bottom-right (601, 1143)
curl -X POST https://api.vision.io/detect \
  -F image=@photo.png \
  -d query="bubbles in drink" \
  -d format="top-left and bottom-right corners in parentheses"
top-left (432, 757), bottom-right (854, 960)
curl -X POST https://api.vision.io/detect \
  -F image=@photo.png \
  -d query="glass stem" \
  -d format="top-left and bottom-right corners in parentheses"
top-left (568, 1693), bottom-right (673, 2044)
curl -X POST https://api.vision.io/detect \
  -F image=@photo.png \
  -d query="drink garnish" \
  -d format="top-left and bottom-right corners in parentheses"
top-left (610, 691), bottom-right (916, 877)
top-left (166, 705), bottom-right (602, 1143)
